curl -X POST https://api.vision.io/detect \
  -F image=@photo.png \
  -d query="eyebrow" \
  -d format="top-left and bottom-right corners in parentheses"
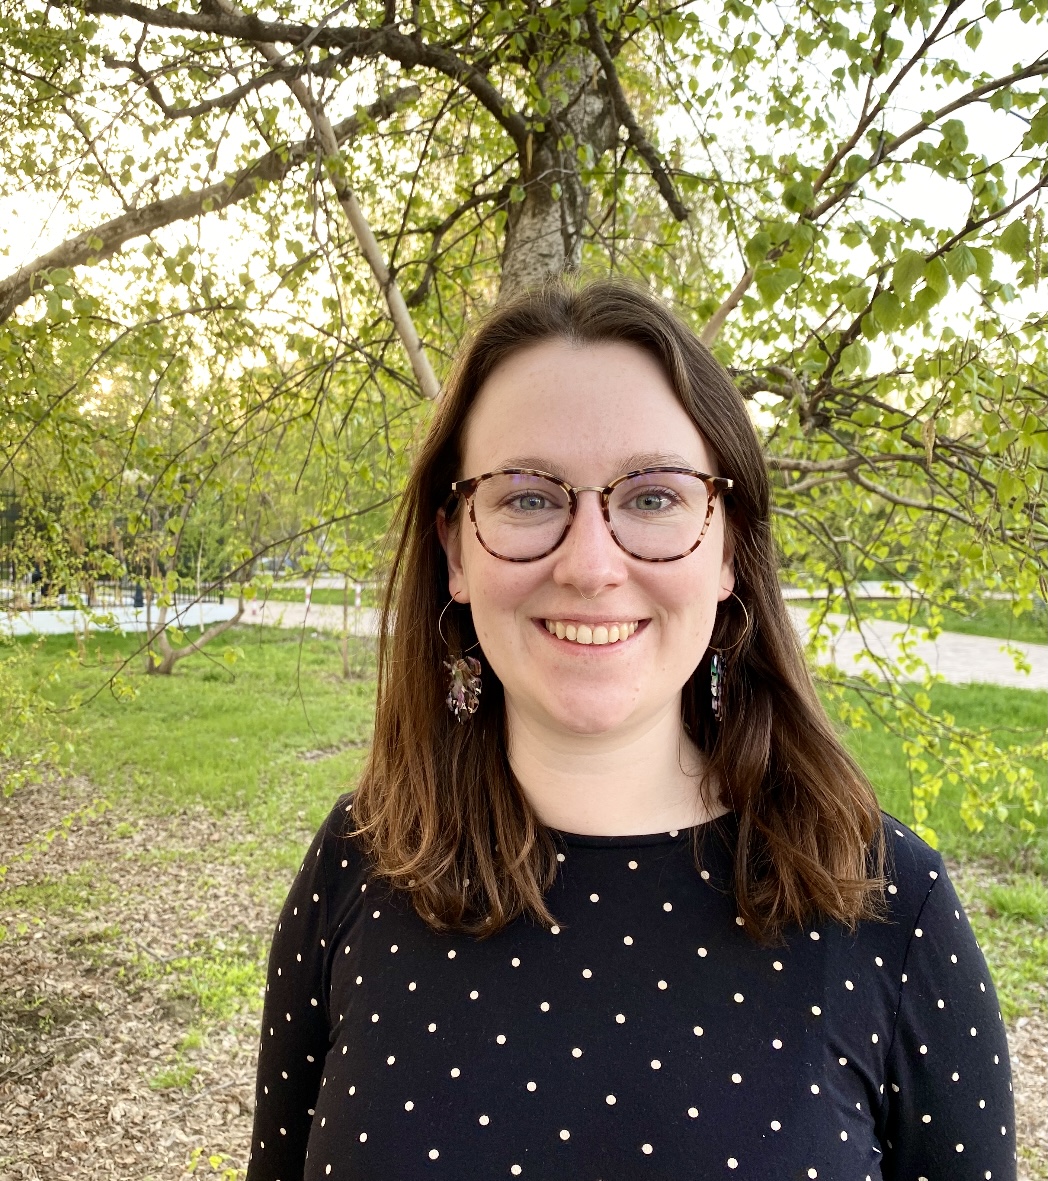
top-left (497, 452), bottom-right (700, 478)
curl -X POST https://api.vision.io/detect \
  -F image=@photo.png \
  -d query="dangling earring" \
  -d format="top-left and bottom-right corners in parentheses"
top-left (708, 591), bottom-right (751, 724)
top-left (439, 598), bottom-right (482, 723)
top-left (710, 652), bottom-right (724, 723)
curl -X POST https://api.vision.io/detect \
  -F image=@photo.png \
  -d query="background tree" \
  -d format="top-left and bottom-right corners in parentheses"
top-left (1, 0), bottom-right (1045, 839)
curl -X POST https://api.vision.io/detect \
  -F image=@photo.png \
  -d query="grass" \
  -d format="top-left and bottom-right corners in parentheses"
top-left (259, 585), bottom-right (382, 608)
top-left (3, 626), bottom-right (1045, 1020)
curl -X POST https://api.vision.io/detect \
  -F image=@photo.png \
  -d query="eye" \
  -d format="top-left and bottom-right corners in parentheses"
top-left (628, 486), bottom-right (680, 512)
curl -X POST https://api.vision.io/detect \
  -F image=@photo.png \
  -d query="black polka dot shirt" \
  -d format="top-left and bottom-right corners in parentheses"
top-left (247, 797), bottom-right (1015, 1181)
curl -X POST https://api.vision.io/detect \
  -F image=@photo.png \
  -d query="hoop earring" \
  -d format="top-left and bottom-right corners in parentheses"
top-left (708, 591), bottom-right (751, 723)
top-left (439, 598), bottom-right (482, 723)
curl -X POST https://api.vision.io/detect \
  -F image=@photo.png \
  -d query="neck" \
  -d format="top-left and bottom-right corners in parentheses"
top-left (505, 697), bottom-right (726, 837)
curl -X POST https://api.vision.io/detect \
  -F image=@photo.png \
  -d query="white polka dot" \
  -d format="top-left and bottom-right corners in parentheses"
top-left (387, 1055), bottom-right (395, 1065)
top-left (937, 999), bottom-right (945, 1008)
top-left (527, 1081), bottom-right (537, 1092)
top-left (929, 870), bottom-right (938, 879)
top-left (669, 829), bottom-right (678, 837)
top-left (559, 1129), bottom-right (570, 1141)
top-left (496, 1034), bottom-right (507, 1045)
top-left (651, 1059), bottom-right (662, 1070)
top-left (688, 1106), bottom-right (698, 1117)
top-left (326, 1165), bottom-right (332, 1175)
top-left (405, 1100), bottom-right (414, 1111)
top-left (771, 1120), bottom-right (781, 1131)
top-left (841, 1131), bottom-right (848, 1141)
top-left (447, 949), bottom-right (456, 959)
top-left (809, 931), bottom-right (820, 941)
top-left (582, 968), bottom-right (593, 979)
top-left (511, 957), bottom-right (520, 967)
top-left (511, 1168), bottom-right (522, 1177)
top-left (658, 980), bottom-right (668, 990)
top-left (700, 869), bottom-right (710, 881)
top-left (372, 909), bottom-right (380, 918)
top-left (341, 859), bottom-right (348, 868)
top-left (572, 1047), bottom-right (583, 1058)
top-left (735, 916), bottom-right (745, 926)
top-left (280, 1127), bottom-right (287, 1136)
top-left (359, 1132), bottom-right (367, 1143)
top-left (556, 852), bottom-right (565, 862)
top-left (450, 1067), bottom-right (460, 1078)
top-left (664, 902), bottom-right (673, 912)
top-left (642, 1144), bottom-right (653, 1155)
top-left (808, 1170), bottom-right (818, 1179)
top-left (952, 1072), bottom-right (959, 1081)
top-left (919, 1044), bottom-right (927, 1054)
top-left (727, 1158), bottom-right (738, 1169)
top-left (469, 990), bottom-right (479, 1000)
top-left (628, 860), bottom-right (638, 869)
top-left (540, 1001), bottom-right (550, 1012)
top-left (479, 1114), bottom-right (490, 1126)
top-left (734, 992), bottom-right (745, 1003)
top-left (922, 1114), bottom-right (931, 1123)
top-left (606, 1094), bottom-right (617, 1105)
top-left (590, 893), bottom-right (600, 902)
top-left (956, 1144), bottom-right (964, 1153)
top-left (616, 1013), bottom-right (626, 1024)
top-left (623, 936), bottom-right (633, 945)
top-left (550, 925), bottom-right (561, 935)
top-left (773, 960), bottom-right (783, 971)
top-left (915, 928), bottom-right (923, 938)
top-left (875, 956), bottom-right (883, 967)
top-left (371, 1013), bottom-right (379, 1023)
top-left (811, 1084), bottom-right (820, 1095)
top-left (428, 1022), bottom-right (437, 1032)
top-left (839, 1057), bottom-right (848, 1066)
top-left (694, 1026), bottom-right (704, 1036)
top-left (698, 947), bottom-right (708, 957)
top-left (970, 1027), bottom-right (977, 1036)
top-left (731, 1072), bottom-right (742, 1084)
top-left (429, 1149), bottom-right (439, 1160)
top-left (871, 1033), bottom-right (879, 1044)
top-left (980, 1099), bottom-right (986, 1108)
top-left (811, 1006), bottom-right (822, 1016)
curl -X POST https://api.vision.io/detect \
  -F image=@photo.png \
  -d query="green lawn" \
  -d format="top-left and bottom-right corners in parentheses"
top-left (5, 626), bottom-right (1045, 1018)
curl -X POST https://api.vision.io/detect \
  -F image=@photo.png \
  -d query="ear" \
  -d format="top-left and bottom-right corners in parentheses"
top-left (436, 506), bottom-right (470, 604)
top-left (716, 517), bottom-right (736, 603)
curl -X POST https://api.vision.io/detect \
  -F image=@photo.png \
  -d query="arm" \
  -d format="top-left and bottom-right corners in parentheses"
top-left (880, 860), bottom-right (1016, 1180)
top-left (246, 802), bottom-right (348, 1180)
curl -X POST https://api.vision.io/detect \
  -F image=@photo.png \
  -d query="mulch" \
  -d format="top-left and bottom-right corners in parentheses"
top-left (1, 775), bottom-right (1045, 1179)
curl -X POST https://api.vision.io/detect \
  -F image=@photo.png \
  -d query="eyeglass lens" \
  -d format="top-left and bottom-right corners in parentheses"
top-left (471, 471), bottom-right (712, 560)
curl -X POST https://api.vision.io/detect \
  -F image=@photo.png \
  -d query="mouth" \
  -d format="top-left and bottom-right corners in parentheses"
top-left (540, 618), bottom-right (643, 646)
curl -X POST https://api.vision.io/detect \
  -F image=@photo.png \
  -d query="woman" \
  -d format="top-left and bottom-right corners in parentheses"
top-left (247, 281), bottom-right (1014, 1181)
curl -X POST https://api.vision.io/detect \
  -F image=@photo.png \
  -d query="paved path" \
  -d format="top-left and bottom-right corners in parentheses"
top-left (242, 599), bottom-right (1047, 691)
top-left (787, 608), bottom-right (1047, 691)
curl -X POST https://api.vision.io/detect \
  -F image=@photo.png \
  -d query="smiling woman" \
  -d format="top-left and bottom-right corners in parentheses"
top-left (246, 281), bottom-right (1016, 1181)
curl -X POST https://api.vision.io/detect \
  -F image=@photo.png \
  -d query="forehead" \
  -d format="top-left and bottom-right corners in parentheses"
top-left (461, 339), bottom-right (714, 478)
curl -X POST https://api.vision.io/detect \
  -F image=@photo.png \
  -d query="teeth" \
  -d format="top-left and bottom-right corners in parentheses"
top-left (543, 620), bottom-right (639, 646)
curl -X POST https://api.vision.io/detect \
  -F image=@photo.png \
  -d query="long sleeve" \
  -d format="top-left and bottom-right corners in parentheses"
top-left (247, 807), bottom-right (342, 1181)
top-left (880, 858), bottom-right (1015, 1180)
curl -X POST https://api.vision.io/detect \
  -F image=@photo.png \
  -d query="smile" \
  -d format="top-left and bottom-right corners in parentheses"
top-left (542, 619), bottom-right (640, 645)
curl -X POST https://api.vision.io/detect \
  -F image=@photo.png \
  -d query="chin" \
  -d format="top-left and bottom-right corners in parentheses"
top-left (543, 697), bottom-right (640, 737)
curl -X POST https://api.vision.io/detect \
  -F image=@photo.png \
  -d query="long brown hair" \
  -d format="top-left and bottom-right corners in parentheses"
top-left (353, 279), bottom-right (884, 942)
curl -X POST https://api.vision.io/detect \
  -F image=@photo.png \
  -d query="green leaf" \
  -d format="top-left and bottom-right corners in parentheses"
top-left (870, 290), bottom-right (903, 331)
top-left (892, 249), bottom-right (925, 298)
top-left (754, 264), bottom-right (803, 306)
top-left (923, 256), bottom-right (950, 297)
top-left (997, 220), bottom-right (1030, 261)
top-left (944, 243), bottom-right (977, 284)
top-left (744, 231), bottom-right (772, 266)
top-left (839, 341), bottom-right (871, 375)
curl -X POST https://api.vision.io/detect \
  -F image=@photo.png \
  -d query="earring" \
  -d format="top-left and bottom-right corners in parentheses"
top-left (710, 652), bottom-right (724, 723)
top-left (438, 598), bottom-right (482, 723)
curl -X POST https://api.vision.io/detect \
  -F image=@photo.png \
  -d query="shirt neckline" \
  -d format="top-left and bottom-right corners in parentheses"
top-left (553, 811), bottom-right (737, 848)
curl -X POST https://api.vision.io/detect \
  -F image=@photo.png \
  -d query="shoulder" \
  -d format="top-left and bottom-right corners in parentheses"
top-left (294, 792), bottom-right (371, 893)
top-left (879, 811), bottom-right (948, 921)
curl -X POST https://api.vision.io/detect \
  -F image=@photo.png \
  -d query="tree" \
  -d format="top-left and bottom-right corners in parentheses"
top-left (1, 0), bottom-right (1045, 838)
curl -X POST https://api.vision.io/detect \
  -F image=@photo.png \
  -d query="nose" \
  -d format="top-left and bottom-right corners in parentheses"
top-left (550, 489), bottom-right (628, 599)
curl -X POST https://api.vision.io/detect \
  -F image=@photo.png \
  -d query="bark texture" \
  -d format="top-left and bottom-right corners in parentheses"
top-left (499, 53), bottom-right (617, 300)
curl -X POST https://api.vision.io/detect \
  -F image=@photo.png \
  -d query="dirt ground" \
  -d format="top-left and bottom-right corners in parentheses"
top-left (1, 776), bottom-right (1045, 1179)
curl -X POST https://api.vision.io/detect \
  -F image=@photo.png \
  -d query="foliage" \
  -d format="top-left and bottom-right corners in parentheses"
top-left (0, 0), bottom-right (1044, 832)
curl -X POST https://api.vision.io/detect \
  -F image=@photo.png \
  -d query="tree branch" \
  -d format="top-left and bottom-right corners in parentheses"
top-left (211, 0), bottom-right (439, 399)
top-left (0, 86), bottom-right (418, 324)
top-left (584, 8), bottom-right (688, 221)
top-left (78, 0), bottom-right (530, 148)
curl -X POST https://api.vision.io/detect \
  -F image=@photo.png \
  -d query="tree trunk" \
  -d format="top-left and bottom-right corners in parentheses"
top-left (499, 53), bottom-right (617, 299)
top-left (148, 594), bottom-right (245, 675)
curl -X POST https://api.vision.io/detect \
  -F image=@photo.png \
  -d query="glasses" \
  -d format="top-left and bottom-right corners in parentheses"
top-left (449, 467), bottom-right (734, 563)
